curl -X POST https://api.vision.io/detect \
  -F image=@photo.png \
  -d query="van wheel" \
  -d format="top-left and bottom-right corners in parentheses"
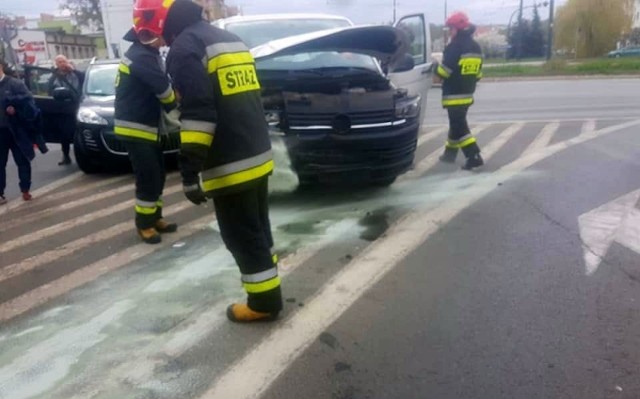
top-left (74, 133), bottom-right (101, 174)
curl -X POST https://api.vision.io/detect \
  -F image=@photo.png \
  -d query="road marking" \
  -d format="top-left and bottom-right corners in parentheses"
top-left (579, 188), bottom-right (640, 275)
top-left (201, 118), bottom-right (640, 399)
top-left (582, 119), bottom-right (596, 135)
top-left (417, 126), bottom-right (447, 147)
top-left (481, 122), bottom-right (525, 159)
top-left (0, 172), bottom-right (84, 217)
top-left (522, 122), bottom-right (560, 156)
top-left (0, 183), bottom-right (182, 255)
top-left (0, 214), bottom-right (214, 322)
top-left (404, 123), bottom-right (500, 179)
top-left (0, 201), bottom-right (193, 284)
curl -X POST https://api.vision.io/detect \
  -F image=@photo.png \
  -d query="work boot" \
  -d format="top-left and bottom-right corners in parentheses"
top-left (155, 219), bottom-right (178, 233)
top-left (462, 153), bottom-right (484, 171)
top-left (138, 227), bottom-right (162, 244)
top-left (439, 147), bottom-right (458, 164)
top-left (22, 191), bottom-right (32, 201)
top-left (58, 156), bottom-right (72, 166)
top-left (0, 195), bottom-right (6, 205)
top-left (226, 304), bottom-right (279, 323)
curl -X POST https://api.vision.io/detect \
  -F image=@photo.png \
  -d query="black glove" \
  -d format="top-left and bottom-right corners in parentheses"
top-left (183, 183), bottom-right (207, 205)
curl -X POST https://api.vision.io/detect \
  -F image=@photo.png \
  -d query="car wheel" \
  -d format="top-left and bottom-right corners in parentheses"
top-left (74, 133), bottom-right (101, 174)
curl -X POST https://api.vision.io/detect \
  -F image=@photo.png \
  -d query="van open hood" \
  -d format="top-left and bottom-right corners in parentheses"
top-left (251, 25), bottom-right (410, 66)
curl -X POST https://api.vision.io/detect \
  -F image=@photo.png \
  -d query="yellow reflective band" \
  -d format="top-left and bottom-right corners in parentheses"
top-left (436, 65), bottom-right (451, 79)
top-left (459, 57), bottom-right (482, 76)
top-left (207, 52), bottom-right (255, 74)
top-left (218, 64), bottom-right (261, 96)
top-left (442, 98), bottom-right (474, 106)
top-left (272, 254), bottom-right (278, 264)
top-left (243, 276), bottom-right (281, 294)
top-left (135, 205), bottom-right (157, 215)
top-left (156, 200), bottom-right (163, 207)
top-left (181, 131), bottom-right (214, 146)
top-left (118, 63), bottom-right (130, 74)
top-left (162, 0), bottom-right (175, 8)
top-left (458, 137), bottom-right (477, 148)
top-left (202, 160), bottom-right (274, 191)
top-left (114, 126), bottom-right (157, 141)
top-left (445, 140), bottom-right (458, 149)
top-left (159, 90), bottom-right (176, 105)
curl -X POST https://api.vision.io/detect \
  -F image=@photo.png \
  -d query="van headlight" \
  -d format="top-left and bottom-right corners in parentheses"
top-left (395, 96), bottom-right (421, 119)
top-left (77, 107), bottom-right (108, 126)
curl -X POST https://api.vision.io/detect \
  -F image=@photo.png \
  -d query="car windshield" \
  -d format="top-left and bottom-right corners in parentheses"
top-left (224, 18), bottom-right (351, 48)
top-left (256, 51), bottom-right (380, 73)
top-left (85, 64), bottom-right (118, 96)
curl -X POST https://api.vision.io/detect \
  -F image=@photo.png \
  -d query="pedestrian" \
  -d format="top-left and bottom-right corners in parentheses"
top-left (436, 11), bottom-right (485, 170)
top-left (162, 0), bottom-right (283, 322)
top-left (48, 55), bottom-right (84, 166)
top-left (0, 59), bottom-right (39, 204)
top-left (114, 1), bottom-right (180, 244)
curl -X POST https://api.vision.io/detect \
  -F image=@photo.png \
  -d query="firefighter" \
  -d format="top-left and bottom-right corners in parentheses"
top-left (114, 0), bottom-right (179, 244)
top-left (162, 0), bottom-right (283, 322)
top-left (436, 11), bottom-right (485, 170)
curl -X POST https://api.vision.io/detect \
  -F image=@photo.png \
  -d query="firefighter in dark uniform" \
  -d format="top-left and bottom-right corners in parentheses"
top-left (162, 0), bottom-right (283, 322)
top-left (114, 0), bottom-right (179, 244)
top-left (436, 11), bottom-right (485, 170)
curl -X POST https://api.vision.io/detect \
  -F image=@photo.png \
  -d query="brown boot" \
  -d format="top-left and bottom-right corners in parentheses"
top-left (138, 227), bottom-right (161, 244)
top-left (155, 219), bottom-right (178, 233)
top-left (226, 304), bottom-right (279, 323)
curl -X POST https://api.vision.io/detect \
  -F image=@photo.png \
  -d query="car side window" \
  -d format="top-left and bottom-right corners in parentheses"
top-left (26, 67), bottom-right (54, 96)
top-left (396, 15), bottom-right (427, 66)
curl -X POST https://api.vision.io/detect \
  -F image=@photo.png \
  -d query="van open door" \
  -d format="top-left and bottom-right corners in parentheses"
top-left (389, 13), bottom-right (433, 122)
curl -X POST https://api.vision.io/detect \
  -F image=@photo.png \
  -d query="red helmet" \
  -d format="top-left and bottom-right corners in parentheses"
top-left (133, 0), bottom-right (175, 43)
top-left (446, 11), bottom-right (471, 30)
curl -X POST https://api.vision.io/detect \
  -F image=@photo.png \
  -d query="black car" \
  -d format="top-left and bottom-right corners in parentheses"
top-left (73, 59), bottom-right (180, 173)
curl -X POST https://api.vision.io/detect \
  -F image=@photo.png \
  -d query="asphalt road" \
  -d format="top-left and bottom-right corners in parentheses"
top-left (0, 78), bottom-right (639, 399)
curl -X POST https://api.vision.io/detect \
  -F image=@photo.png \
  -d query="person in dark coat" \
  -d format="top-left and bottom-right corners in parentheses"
top-left (48, 55), bottom-right (84, 166)
top-left (0, 59), bottom-right (41, 203)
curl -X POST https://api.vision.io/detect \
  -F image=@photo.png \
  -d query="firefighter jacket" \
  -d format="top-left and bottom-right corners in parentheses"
top-left (166, 20), bottom-right (273, 196)
top-left (436, 29), bottom-right (483, 108)
top-left (114, 36), bottom-right (177, 144)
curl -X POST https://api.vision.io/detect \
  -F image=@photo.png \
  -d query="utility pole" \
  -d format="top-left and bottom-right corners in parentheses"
top-left (546, 0), bottom-right (555, 60)
top-left (443, 0), bottom-right (448, 45)
top-left (517, 0), bottom-right (524, 59)
top-left (393, 0), bottom-right (397, 23)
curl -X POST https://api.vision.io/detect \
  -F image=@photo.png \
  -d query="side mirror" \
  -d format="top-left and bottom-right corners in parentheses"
top-left (391, 53), bottom-right (415, 73)
top-left (53, 87), bottom-right (74, 101)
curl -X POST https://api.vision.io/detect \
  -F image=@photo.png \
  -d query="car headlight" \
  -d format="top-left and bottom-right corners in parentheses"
top-left (77, 107), bottom-right (108, 126)
top-left (395, 96), bottom-right (422, 119)
top-left (265, 111), bottom-right (280, 127)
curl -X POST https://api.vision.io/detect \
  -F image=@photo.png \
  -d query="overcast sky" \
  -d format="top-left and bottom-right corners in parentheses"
top-left (3, 0), bottom-right (565, 25)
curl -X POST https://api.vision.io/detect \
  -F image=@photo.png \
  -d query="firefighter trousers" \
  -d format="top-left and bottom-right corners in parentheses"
top-left (445, 106), bottom-right (481, 158)
top-left (125, 140), bottom-right (166, 230)
top-left (213, 177), bottom-right (283, 314)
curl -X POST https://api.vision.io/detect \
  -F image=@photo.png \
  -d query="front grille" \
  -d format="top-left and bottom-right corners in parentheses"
top-left (294, 139), bottom-right (417, 166)
top-left (101, 132), bottom-right (180, 155)
top-left (287, 110), bottom-right (395, 128)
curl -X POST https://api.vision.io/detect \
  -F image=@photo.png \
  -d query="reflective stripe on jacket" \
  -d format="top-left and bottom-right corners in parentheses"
top-left (166, 21), bottom-right (272, 196)
top-left (114, 41), bottom-right (177, 143)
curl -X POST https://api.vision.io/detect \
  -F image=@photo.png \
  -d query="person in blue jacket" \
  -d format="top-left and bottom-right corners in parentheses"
top-left (0, 59), bottom-right (44, 204)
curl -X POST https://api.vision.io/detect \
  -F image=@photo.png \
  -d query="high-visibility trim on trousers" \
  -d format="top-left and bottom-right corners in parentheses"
top-left (446, 134), bottom-right (477, 149)
top-left (242, 267), bottom-right (280, 294)
top-left (442, 95), bottom-right (474, 107)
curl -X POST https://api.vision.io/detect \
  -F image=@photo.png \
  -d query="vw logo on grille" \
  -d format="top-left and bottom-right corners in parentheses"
top-left (332, 114), bottom-right (352, 135)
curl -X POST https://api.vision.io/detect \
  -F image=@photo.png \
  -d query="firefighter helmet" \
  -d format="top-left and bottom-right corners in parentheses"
top-left (445, 11), bottom-right (471, 31)
top-left (133, 0), bottom-right (175, 43)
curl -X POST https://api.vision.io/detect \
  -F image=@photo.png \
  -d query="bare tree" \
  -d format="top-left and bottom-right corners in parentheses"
top-left (60, 0), bottom-right (104, 31)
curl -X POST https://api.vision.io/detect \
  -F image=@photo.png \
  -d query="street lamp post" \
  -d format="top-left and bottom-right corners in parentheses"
top-left (507, 1), bottom-right (549, 59)
top-left (546, 0), bottom-right (555, 60)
